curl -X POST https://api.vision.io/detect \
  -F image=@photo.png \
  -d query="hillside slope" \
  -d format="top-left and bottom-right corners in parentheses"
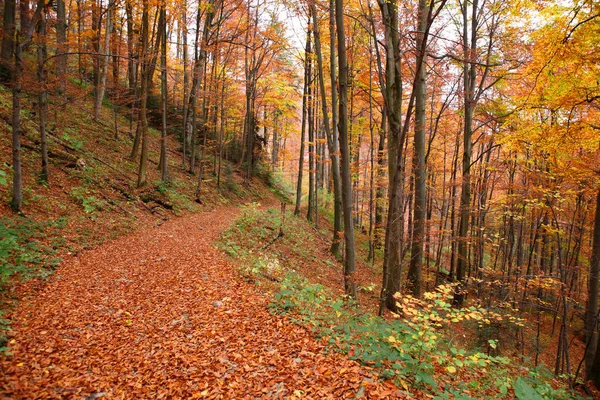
top-left (0, 82), bottom-right (273, 344)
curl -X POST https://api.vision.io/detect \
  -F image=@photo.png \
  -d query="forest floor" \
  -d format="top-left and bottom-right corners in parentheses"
top-left (0, 82), bottom-right (592, 398)
top-left (0, 203), bottom-right (399, 399)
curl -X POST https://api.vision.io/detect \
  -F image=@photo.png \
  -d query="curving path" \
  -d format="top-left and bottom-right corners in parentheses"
top-left (0, 207), bottom-right (398, 399)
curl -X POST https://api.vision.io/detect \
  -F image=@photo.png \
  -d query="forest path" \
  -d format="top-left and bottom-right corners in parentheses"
top-left (0, 205), bottom-right (394, 399)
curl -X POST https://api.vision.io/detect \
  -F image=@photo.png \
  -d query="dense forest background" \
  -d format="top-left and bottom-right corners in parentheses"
top-left (0, 0), bottom-right (599, 396)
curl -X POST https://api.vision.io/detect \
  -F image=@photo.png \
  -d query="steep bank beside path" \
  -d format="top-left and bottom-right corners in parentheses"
top-left (0, 206), bottom-right (396, 399)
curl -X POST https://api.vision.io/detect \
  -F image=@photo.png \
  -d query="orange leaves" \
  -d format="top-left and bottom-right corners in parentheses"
top-left (0, 206), bottom-right (393, 399)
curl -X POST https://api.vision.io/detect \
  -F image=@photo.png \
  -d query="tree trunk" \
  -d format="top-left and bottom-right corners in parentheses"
top-left (271, 112), bottom-right (279, 167)
top-left (136, 0), bottom-right (149, 188)
top-left (126, 0), bottom-right (135, 90)
top-left (1, 0), bottom-right (16, 70)
top-left (328, 0), bottom-right (342, 258)
top-left (181, 0), bottom-right (189, 167)
top-left (186, 0), bottom-right (217, 174)
top-left (11, 34), bottom-right (23, 211)
top-left (310, 0), bottom-right (341, 250)
top-left (94, 0), bottom-right (114, 119)
top-left (378, 0), bottom-right (403, 313)
top-left (159, 4), bottom-right (167, 182)
top-left (10, 3), bottom-right (41, 211)
top-left (306, 26), bottom-right (315, 223)
top-left (454, 0), bottom-right (478, 307)
top-left (19, 0), bottom-right (32, 39)
top-left (37, 0), bottom-right (48, 183)
top-left (55, 0), bottom-right (67, 94)
top-left (294, 27), bottom-right (311, 216)
top-left (585, 189), bottom-right (600, 379)
top-left (76, 0), bottom-right (84, 83)
top-left (407, 0), bottom-right (429, 297)
top-left (335, 0), bottom-right (357, 299)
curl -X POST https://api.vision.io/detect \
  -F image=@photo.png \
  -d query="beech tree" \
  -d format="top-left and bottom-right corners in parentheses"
top-left (10, 1), bottom-right (42, 211)
top-left (335, 0), bottom-right (357, 298)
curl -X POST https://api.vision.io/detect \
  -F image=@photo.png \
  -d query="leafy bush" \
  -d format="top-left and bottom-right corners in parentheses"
top-left (70, 186), bottom-right (106, 213)
top-left (269, 277), bottom-right (580, 399)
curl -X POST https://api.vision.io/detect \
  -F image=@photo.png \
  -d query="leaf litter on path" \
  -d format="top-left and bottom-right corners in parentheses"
top-left (0, 206), bottom-right (401, 399)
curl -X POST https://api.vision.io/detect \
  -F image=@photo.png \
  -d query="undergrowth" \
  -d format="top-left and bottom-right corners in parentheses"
top-left (0, 217), bottom-right (65, 352)
top-left (219, 206), bottom-right (584, 399)
top-left (0, 217), bottom-right (64, 286)
top-left (218, 203), bottom-right (319, 278)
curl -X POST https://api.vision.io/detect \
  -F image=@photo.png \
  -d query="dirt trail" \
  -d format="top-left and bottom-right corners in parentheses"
top-left (0, 207), bottom-right (396, 399)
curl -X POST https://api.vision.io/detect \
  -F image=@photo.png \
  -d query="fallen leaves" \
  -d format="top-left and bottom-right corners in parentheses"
top-left (0, 207), bottom-right (397, 399)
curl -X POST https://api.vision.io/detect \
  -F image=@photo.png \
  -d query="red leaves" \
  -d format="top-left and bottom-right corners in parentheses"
top-left (0, 207), bottom-right (395, 399)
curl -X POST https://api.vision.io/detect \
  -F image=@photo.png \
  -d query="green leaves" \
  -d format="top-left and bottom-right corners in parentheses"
top-left (0, 218), bottom-right (60, 286)
top-left (514, 377), bottom-right (544, 400)
top-left (70, 187), bottom-right (106, 213)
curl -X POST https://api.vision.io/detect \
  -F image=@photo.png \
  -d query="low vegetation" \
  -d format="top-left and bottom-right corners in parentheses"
top-left (219, 204), bottom-right (585, 399)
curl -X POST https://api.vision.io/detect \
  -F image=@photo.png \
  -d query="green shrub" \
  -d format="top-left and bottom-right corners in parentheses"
top-left (70, 186), bottom-right (106, 213)
top-left (269, 277), bottom-right (580, 399)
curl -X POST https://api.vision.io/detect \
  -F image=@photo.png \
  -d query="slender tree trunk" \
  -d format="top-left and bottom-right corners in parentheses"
top-left (217, 72), bottom-right (225, 187)
top-left (335, 0), bottom-right (357, 298)
top-left (186, 0), bottom-right (217, 174)
top-left (91, 0), bottom-right (101, 106)
top-left (55, 0), bottom-right (67, 94)
top-left (294, 27), bottom-right (311, 216)
top-left (11, 34), bottom-right (23, 211)
top-left (454, 0), bottom-right (478, 307)
top-left (407, 0), bottom-right (429, 297)
top-left (37, 1), bottom-right (49, 183)
top-left (190, 90), bottom-right (198, 173)
top-left (159, 3), bottom-right (167, 181)
top-left (374, 114), bottom-right (386, 251)
top-left (271, 112), bottom-right (279, 167)
top-left (10, 3), bottom-right (41, 211)
top-left (367, 41), bottom-right (375, 263)
top-left (181, 0), bottom-right (189, 167)
top-left (126, 0), bottom-right (135, 89)
top-left (1, 0), bottom-right (16, 69)
top-left (328, 0), bottom-right (342, 258)
top-left (76, 0), bottom-right (84, 83)
top-left (19, 0), bottom-right (32, 40)
top-left (136, 0), bottom-right (149, 188)
top-left (585, 189), bottom-right (600, 379)
top-left (306, 27), bottom-right (315, 223)
top-left (112, 20), bottom-right (122, 139)
top-left (94, 0), bottom-right (114, 119)
top-left (378, 0), bottom-right (403, 313)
